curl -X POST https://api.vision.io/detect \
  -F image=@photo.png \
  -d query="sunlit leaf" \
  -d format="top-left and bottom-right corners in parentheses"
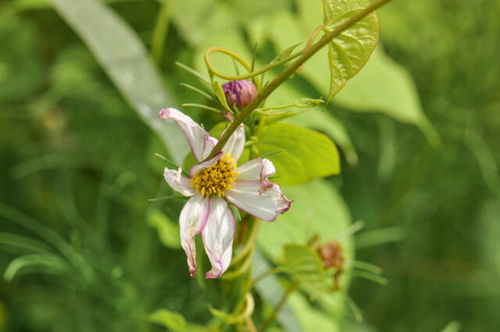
top-left (281, 244), bottom-right (330, 298)
top-left (256, 123), bottom-right (340, 185)
top-left (248, 0), bottom-right (436, 142)
top-left (256, 98), bottom-right (324, 123)
top-left (321, 0), bottom-right (379, 101)
top-left (288, 293), bottom-right (341, 332)
top-left (334, 48), bottom-right (440, 144)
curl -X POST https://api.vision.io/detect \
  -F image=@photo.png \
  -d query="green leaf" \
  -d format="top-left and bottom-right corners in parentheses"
top-left (253, 251), bottom-right (304, 332)
top-left (48, 0), bottom-right (188, 164)
top-left (256, 123), bottom-right (340, 185)
top-left (247, 0), bottom-right (437, 142)
top-left (334, 48), bottom-right (440, 145)
top-left (281, 244), bottom-right (330, 298)
top-left (321, 0), bottom-right (379, 101)
top-left (257, 180), bottom-right (352, 262)
top-left (257, 180), bottom-right (353, 329)
top-left (212, 80), bottom-right (232, 112)
top-left (0, 232), bottom-right (54, 254)
top-left (270, 42), bottom-right (302, 64)
top-left (287, 293), bottom-right (341, 332)
top-left (285, 108), bottom-right (358, 165)
top-left (148, 211), bottom-right (181, 249)
top-left (4, 254), bottom-right (69, 281)
top-left (265, 84), bottom-right (358, 165)
top-left (256, 98), bottom-right (324, 123)
top-left (148, 309), bottom-right (187, 331)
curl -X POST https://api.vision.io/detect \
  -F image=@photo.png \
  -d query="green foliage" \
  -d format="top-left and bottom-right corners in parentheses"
top-left (248, 0), bottom-right (435, 142)
top-left (334, 48), bottom-right (440, 145)
top-left (148, 211), bottom-right (181, 249)
top-left (257, 98), bottom-right (325, 123)
top-left (149, 309), bottom-right (188, 331)
top-left (281, 244), bottom-right (329, 298)
top-left (257, 123), bottom-right (340, 185)
top-left (0, 14), bottom-right (44, 102)
top-left (48, 0), bottom-right (188, 163)
top-left (3, 254), bottom-right (68, 282)
top-left (258, 179), bottom-right (352, 269)
top-left (1, 0), bottom-right (498, 331)
top-left (321, 0), bottom-right (379, 102)
top-left (148, 308), bottom-right (207, 331)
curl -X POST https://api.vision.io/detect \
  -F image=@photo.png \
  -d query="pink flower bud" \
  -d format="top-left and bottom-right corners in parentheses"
top-left (222, 80), bottom-right (257, 110)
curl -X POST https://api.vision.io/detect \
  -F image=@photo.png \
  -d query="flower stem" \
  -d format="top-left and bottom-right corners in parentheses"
top-left (232, 217), bottom-right (259, 265)
top-left (205, 0), bottom-right (391, 161)
top-left (251, 267), bottom-right (287, 286)
top-left (260, 281), bottom-right (300, 331)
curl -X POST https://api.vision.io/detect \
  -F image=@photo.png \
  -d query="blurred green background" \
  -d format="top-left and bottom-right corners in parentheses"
top-left (1, 0), bottom-right (499, 331)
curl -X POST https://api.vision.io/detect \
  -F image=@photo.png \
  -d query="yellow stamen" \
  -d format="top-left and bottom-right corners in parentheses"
top-left (191, 154), bottom-right (238, 198)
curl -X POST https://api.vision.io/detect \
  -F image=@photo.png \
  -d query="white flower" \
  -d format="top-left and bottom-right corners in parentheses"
top-left (159, 108), bottom-right (291, 279)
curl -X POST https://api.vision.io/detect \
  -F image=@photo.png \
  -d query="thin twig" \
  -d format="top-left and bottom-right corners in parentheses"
top-left (251, 267), bottom-right (287, 286)
top-left (260, 282), bottom-right (300, 331)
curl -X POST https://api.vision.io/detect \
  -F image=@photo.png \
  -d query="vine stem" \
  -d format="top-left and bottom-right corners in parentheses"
top-left (205, 0), bottom-right (391, 161)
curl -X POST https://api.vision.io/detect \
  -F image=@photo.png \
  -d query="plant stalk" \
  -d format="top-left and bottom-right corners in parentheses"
top-left (205, 0), bottom-right (391, 161)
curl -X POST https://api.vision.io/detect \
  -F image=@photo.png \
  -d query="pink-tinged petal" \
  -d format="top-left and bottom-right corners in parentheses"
top-left (235, 158), bottom-right (276, 187)
top-left (226, 182), bottom-right (291, 222)
top-left (221, 124), bottom-right (245, 161)
top-left (201, 198), bottom-right (235, 279)
top-left (189, 152), bottom-right (223, 177)
top-left (179, 195), bottom-right (211, 277)
top-left (159, 108), bottom-right (217, 161)
top-left (163, 168), bottom-right (195, 197)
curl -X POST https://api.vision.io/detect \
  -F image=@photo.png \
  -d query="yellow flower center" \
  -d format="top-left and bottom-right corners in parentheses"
top-left (191, 154), bottom-right (237, 198)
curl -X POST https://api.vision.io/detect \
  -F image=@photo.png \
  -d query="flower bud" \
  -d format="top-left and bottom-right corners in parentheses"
top-left (222, 80), bottom-right (257, 110)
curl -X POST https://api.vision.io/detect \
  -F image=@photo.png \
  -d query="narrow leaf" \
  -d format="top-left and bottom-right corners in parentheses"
top-left (48, 0), bottom-right (188, 163)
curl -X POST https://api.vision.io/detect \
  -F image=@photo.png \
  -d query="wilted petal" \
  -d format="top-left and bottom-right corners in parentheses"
top-left (201, 198), bottom-right (235, 279)
top-left (179, 195), bottom-right (211, 277)
top-left (226, 182), bottom-right (291, 222)
top-left (159, 108), bottom-right (217, 161)
top-left (221, 124), bottom-right (245, 161)
top-left (235, 158), bottom-right (275, 186)
top-left (164, 168), bottom-right (195, 197)
top-left (189, 152), bottom-right (222, 177)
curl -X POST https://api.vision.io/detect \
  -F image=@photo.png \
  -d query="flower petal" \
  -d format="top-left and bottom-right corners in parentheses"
top-left (179, 194), bottom-right (211, 277)
top-left (226, 182), bottom-right (291, 222)
top-left (201, 198), bottom-right (235, 279)
top-left (164, 168), bottom-right (195, 197)
top-left (159, 108), bottom-right (217, 161)
top-left (235, 158), bottom-right (275, 185)
top-left (189, 152), bottom-right (223, 177)
top-left (222, 124), bottom-right (245, 161)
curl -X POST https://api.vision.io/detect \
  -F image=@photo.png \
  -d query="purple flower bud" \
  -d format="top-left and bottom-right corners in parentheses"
top-left (222, 80), bottom-right (257, 110)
